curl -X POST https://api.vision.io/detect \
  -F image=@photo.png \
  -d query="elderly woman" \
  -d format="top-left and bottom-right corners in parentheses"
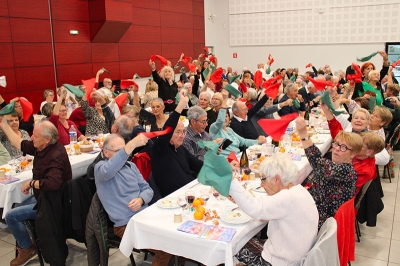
top-left (12, 99), bottom-right (34, 134)
top-left (0, 114), bottom-right (30, 157)
top-left (232, 153), bottom-right (318, 266)
top-left (209, 99), bottom-right (263, 157)
top-left (80, 90), bottom-right (115, 136)
top-left (41, 102), bottom-right (54, 118)
top-left (245, 88), bottom-right (258, 109)
top-left (277, 83), bottom-right (306, 116)
top-left (369, 106), bottom-right (393, 140)
top-left (197, 91), bottom-right (216, 132)
top-left (186, 82), bottom-right (198, 106)
top-left (241, 72), bottom-right (255, 90)
top-left (40, 89), bottom-right (55, 114)
top-left (142, 79), bottom-right (159, 108)
top-left (296, 116), bottom-right (363, 229)
top-left (149, 60), bottom-right (177, 113)
top-left (133, 86), bottom-right (169, 132)
top-left (2, 120), bottom-right (71, 265)
top-left (50, 90), bottom-right (85, 145)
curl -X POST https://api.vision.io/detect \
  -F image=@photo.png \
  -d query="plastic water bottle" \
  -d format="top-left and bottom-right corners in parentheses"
top-left (69, 125), bottom-right (77, 154)
top-left (283, 123), bottom-right (293, 148)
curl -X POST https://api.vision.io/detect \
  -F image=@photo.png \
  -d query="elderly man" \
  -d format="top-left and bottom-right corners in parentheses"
top-left (230, 94), bottom-right (269, 141)
top-left (278, 83), bottom-right (306, 116)
top-left (231, 153), bottom-right (318, 265)
top-left (298, 82), bottom-right (321, 107)
top-left (2, 120), bottom-right (71, 266)
top-left (183, 106), bottom-right (222, 161)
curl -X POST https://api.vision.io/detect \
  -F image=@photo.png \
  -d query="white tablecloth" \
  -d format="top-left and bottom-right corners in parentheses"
top-left (119, 132), bottom-right (332, 265)
top-left (0, 150), bottom-right (100, 218)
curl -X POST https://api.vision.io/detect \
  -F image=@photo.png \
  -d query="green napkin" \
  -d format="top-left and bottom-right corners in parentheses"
top-left (63, 84), bottom-right (84, 98)
top-left (224, 84), bottom-right (241, 99)
top-left (320, 91), bottom-right (345, 116)
top-left (266, 66), bottom-right (271, 75)
top-left (292, 99), bottom-right (300, 109)
top-left (197, 141), bottom-right (232, 197)
top-left (0, 102), bottom-right (16, 115)
top-left (357, 51), bottom-right (379, 62)
top-left (179, 67), bottom-right (186, 73)
top-left (229, 74), bottom-right (241, 84)
top-left (290, 75), bottom-right (296, 82)
top-left (369, 97), bottom-right (376, 112)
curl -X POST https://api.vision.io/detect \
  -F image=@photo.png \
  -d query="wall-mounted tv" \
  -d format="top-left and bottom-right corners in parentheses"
top-left (385, 42), bottom-right (400, 83)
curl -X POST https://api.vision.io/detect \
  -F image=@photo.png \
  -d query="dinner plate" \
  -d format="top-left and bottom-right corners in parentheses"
top-left (253, 187), bottom-right (266, 193)
top-left (248, 145), bottom-right (262, 151)
top-left (156, 198), bottom-right (180, 209)
top-left (220, 209), bottom-right (251, 225)
top-left (318, 129), bottom-right (330, 134)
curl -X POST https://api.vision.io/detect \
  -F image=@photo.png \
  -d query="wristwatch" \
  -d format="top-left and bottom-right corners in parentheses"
top-left (300, 136), bottom-right (310, 141)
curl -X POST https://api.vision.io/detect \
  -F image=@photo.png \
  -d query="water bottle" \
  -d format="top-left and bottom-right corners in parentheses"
top-left (69, 125), bottom-right (77, 154)
top-left (283, 123), bottom-right (293, 148)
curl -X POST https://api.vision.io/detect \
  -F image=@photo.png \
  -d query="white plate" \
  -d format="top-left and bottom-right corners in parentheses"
top-left (318, 130), bottom-right (330, 134)
top-left (253, 187), bottom-right (266, 193)
top-left (220, 210), bottom-right (251, 225)
top-left (156, 198), bottom-right (180, 209)
top-left (248, 145), bottom-right (262, 151)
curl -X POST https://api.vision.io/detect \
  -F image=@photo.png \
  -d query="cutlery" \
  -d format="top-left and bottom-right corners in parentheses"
top-left (231, 206), bottom-right (239, 211)
top-left (188, 181), bottom-right (200, 189)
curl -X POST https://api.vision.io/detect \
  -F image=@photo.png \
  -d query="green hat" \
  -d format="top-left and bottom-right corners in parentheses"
top-left (179, 67), bottom-right (186, 73)
top-left (134, 73), bottom-right (141, 79)
top-left (224, 84), bottom-right (241, 99)
top-left (229, 74), bottom-right (240, 84)
top-left (197, 141), bottom-right (233, 197)
top-left (0, 102), bottom-right (16, 116)
top-left (63, 84), bottom-right (84, 98)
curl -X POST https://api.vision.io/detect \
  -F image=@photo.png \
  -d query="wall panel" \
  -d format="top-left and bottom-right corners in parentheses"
top-left (119, 43), bottom-right (162, 61)
top-left (132, 8), bottom-right (160, 26)
top-left (0, 0), bottom-right (8, 17)
top-left (15, 66), bottom-right (55, 91)
top-left (0, 43), bottom-right (14, 68)
top-left (92, 43), bottom-right (119, 63)
top-left (160, 0), bottom-right (193, 14)
top-left (160, 12), bottom-right (193, 29)
top-left (55, 43), bottom-right (92, 65)
top-left (162, 43), bottom-right (194, 59)
top-left (8, 0), bottom-right (49, 19)
top-left (161, 28), bottom-right (194, 43)
top-left (13, 43), bottom-right (53, 67)
top-left (92, 62), bottom-right (119, 80)
top-left (132, 1), bottom-right (159, 10)
top-left (0, 17), bottom-right (11, 42)
top-left (56, 63), bottom-right (93, 86)
top-left (120, 25), bottom-right (161, 43)
top-left (0, 68), bottom-right (16, 93)
top-left (50, 0), bottom-right (89, 21)
top-left (119, 60), bottom-right (151, 79)
top-left (52, 20), bottom-right (91, 43)
top-left (10, 18), bottom-right (51, 42)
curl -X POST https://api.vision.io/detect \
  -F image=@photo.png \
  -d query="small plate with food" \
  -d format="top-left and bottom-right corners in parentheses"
top-left (156, 198), bottom-right (180, 209)
top-left (220, 209), bottom-right (251, 225)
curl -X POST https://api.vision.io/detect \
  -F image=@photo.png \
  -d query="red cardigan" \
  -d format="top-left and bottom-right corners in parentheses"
top-left (49, 114), bottom-right (82, 145)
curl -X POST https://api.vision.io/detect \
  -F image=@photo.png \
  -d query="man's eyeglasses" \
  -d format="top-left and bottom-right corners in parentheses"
top-left (174, 130), bottom-right (186, 136)
top-left (198, 119), bottom-right (208, 125)
top-left (332, 141), bottom-right (352, 152)
top-left (105, 148), bottom-right (121, 153)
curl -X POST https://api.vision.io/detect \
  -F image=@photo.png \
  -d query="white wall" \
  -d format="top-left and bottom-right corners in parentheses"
top-left (204, 0), bottom-right (390, 75)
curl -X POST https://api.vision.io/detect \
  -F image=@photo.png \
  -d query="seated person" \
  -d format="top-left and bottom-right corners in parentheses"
top-left (0, 142), bottom-right (10, 165)
top-left (369, 106), bottom-right (393, 140)
top-left (296, 116), bottom-right (363, 229)
top-left (230, 94), bottom-right (269, 140)
top-left (197, 91), bottom-right (216, 133)
top-left (298, 82), bottom-right (321, 107)
top-left (41, 102), bottom-right (54, 119)
top-left (384, 84), bottom-right (400, 109)
top-left (182, 106), bottom-right (220, 161)
top-left (0, 114), bottom-right (30, 157)
top-left (210, 98), bottom-right (264, 157)
top-left (278, 83), bottom-right (306, 116)
top-left (40, 89), bottom-right (55, 113)
top-left (11, 98), bottom-right (35, 134)
top-left (232, 153), bottom-right (318, 266)
top-left (151, 91), bottom-right (203, 197)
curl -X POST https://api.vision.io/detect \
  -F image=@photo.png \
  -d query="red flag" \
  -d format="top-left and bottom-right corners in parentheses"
top-left (254, 71), bottom-right (263, 88)
top-left (18, 97), bottom-right (33, 122)
top-left (115, 93), bottom-right (128, 108)
top-left (268, 54), bottom-right (274, 65)
top-left (258, 113), bottom-right (298, 141)
top-left (227, 151), bottom-right (238, 163)
top-left (210, 67), bottom-right (223, 83)
top-left (392, 59), bottom-right (400, 69)
top-left (181, 56), bottom-right (191, 64)
top-left (239, 82), bottom-right (248, 93)
top-left (150, 55), bottom-right (168, 66)
top-left (187, 63), bottom-right (197, 73)
top-left (209, 55), bottom-right (217, 65)
top-left (307, 77), bottom-right (334, 91)
top-left (305, 63), bottom-right (312, 68)
top-left (263, 83), bottom-right (281, 99)
top-left (139, 126), bottom-right (172, 139)
top-left (82, 78), bottom-right (96, 100)
top-left (120, 79), bottom-right (138, 89)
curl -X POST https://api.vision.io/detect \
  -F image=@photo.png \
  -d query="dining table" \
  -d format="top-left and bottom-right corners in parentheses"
top-left (0, 148), bottom-right (100, 219)
top-left (120, 130), bottom-right (333, 265)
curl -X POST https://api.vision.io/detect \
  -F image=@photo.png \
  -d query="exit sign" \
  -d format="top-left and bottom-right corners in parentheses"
top-left (233, 53), bottom-right (238, 58)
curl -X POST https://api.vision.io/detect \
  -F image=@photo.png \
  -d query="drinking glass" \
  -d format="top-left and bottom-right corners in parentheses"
top-left (200, 189), bottom-right (210, 207)
top-left (177, 195), bottom-right (187, 218)
top-left (8, 157), bottom-right (17, 174)
top-left (263, 143), bottom-right (275, 156)
top-left (185, 190), bottom-right (195, 210)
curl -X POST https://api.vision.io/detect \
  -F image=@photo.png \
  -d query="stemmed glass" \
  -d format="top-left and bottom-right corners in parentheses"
top-left (211, 187), bottom-right (220, 207)
top-left (8, 157), bottom-right (17, 174)
top-left (177, 195), bottom-right (187, 219)
top-left (185, 190), bottom-right (195, 211)
top-left (200, 189), bottom-right (210, 207)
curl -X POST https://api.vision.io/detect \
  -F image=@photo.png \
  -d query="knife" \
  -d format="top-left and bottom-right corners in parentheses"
top-left (231, 206), bottom-right (239, 211)
top-left (188, 181), bottom-right (200, 189)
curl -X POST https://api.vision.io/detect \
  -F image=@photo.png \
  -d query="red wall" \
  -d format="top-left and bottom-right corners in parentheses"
top-left (0, 0), bottom-right (205, 112)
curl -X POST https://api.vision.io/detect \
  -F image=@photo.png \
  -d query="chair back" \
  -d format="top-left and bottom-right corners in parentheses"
top-left (301, 217), bottom-right (339, 266)
top-left (355, 180), bottom-right (373, 210)
top-left (388, 124), bottom-right (400, 148)
top-left (132, 152), bottom-right (152, 182)
top-left (148, 172), bottom-right (162, 206)
top-left (334, 197), bottom-right (356, 266)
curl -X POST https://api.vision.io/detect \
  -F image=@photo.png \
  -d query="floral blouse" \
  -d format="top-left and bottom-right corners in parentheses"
top-left (0, 129), bottom-right (30, 157)
top-left (305, 144), bottom-right (357, 229)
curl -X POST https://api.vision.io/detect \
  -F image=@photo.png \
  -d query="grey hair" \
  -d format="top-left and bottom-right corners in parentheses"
top-left (231, 101), bottom-right (239, 113)
top-left (35, 121), bottom-right (58, 144)
top-left (114, 115), bottom-right (134, 139)
top-left (187, 106), bottom-right (207, 124)
top-left (150, 98), bottom-right (165, 107)
top-left (103, 134), bottom-right (124, 150)
top-left (306, 82), bottom-right (315, 89)
top-left (183, 82), bottom-right (192, 90)
top-left (159, 66), bottom-right (175, 82)
top-left (247, 88), bottom-right (258, 101)
top-left (284, 83), bottom-right (297, 94)
top-left (199, 91), bottom-right (210, 101)
top-left (259, 153), bottom-right (298, 186)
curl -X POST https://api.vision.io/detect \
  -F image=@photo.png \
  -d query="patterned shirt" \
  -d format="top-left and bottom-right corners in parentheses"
top-left (0, 129), bottom-right (30, 157)
top-left (305, 144), bottom-right (357, 229)
top-left (182, 125), bottom-right (212, 161)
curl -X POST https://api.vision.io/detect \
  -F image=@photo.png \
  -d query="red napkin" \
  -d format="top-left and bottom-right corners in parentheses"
top-left (181, 56), bottom-right (191, 64)
top-left (392, 59), bottom-right (400, 68)
top-left (187, 63), bottom-right (197, 73)
top-left (305, 63), bottom-right (312, 68)
top-left (209, 55), bottom-right (217, 65)
top-left (254, 71), bottom-right (263, 89)
top-left (18, 97), bottom-right (33, 122)
top-left (139, 126), bottom-right (172, 139)
top-left (239, 82), bottom-right (248, 94)
top-left (268, 54), bottom-right (275, 65)
top-left (258, 113), bottom-right (298, 141)
top-left (263, 74), bottom-right (282, 87)
top-left (120, 79), bottom-right (138, 89)
top-left (204, 47), bottom-right (211, 56)
top-left (82, 78), bottom-right (96, 100)
top-left (346, 63), bottom-right (362, 85)
top-left (150, 55), bottom-right (168, 66)
top-left (227, 151), bottom-right (238, 163)
top-left (210, 67), bottom-right (223, 83)
top-left (115, 93), bottom-right (128, 108)
top-left (307, 77), bottom-right (334, 91)
top-left (263, 83), bottom-right (280, 99)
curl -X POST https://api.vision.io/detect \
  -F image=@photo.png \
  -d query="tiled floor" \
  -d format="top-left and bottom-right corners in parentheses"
top-left (0, 153), bottom-right (399, 266)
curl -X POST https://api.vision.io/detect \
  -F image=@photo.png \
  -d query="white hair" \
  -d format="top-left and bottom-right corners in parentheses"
top-left (259, 153), bottom-right (298, 186)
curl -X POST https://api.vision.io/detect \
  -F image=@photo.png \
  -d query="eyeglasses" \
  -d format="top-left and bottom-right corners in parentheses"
top-left (332, 141), bottom-right (352, 152)
top-left (174, 130), bottom-right (186, 136)
top-left (198, 119), bottom-right (208, 125)
top-left (260, 177), bottom-right (267, 182)
top-left (59, 109), bottom-right (68, 113)
top-left (105, 148), bottom-right (121, 153)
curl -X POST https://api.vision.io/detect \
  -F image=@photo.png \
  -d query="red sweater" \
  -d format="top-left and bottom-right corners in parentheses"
top-left (49, 114), bottom-right (82, 145)
top-left (69, 107), bottom-right (86, 127)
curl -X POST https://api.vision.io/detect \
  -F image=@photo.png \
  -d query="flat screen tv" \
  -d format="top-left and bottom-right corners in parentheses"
top-left (386, 42), bottom-right (400, 83)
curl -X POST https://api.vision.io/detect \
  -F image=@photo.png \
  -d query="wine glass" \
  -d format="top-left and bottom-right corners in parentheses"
top-left (185, 190), bottom-right (195, 210)
top-left (177, 195), bottom-right (187, 219)
top-left (200, 189), bottom-right (210, 207)
top-left (8, 157), bottom-right (17, 174)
